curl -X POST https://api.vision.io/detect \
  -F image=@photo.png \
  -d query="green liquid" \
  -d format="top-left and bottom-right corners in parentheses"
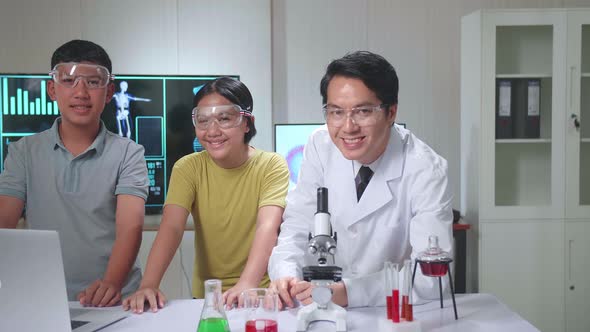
top-left (197, 318), bottom-right (230, 332)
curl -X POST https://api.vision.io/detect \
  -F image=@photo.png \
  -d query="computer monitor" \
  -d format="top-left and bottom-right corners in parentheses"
top-left (0, 73), bottom-right (237, 214)
top-left (274, 123), bottom-right (324, 190)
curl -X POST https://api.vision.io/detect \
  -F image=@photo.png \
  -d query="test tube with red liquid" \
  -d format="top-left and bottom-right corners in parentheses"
top-left (385, 262), bottom-right (393, 320)
top-left (402, 259), bottom-right (413, 322)
top-left (391, 263), bottom-right (400, 323)
top-left (406, 280), bottom-right (414, 321)
top-left (384, 262), bottom-right (400, 323)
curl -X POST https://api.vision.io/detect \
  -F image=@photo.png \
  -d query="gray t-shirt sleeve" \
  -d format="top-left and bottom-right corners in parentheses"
top-left (0, 140), bottom-right (27, 201)
top-left (115, 142), bottom-right (149, 200)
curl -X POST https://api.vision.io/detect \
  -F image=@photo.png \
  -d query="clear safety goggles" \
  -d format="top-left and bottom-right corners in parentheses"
top-left (322, 104), bottom-right (387, 127)
top-left (49, 62), bottom-right (114, 89)
top-left (191, 104), bottom-right (252, 130)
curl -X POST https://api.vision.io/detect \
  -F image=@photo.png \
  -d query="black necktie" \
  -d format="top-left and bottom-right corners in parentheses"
top-left (355, 166), bottom-right (374, 201)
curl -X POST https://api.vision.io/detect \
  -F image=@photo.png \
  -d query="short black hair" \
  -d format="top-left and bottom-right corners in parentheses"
top-left (193, 77), bottom-right (256, 144)
top-left (320, 51), bottom-right (398, 107)
top-left (51, 39), bottom-right (112, 73)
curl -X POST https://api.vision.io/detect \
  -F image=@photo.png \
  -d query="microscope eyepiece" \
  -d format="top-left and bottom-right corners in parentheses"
top-left (316, 187), bottom-right (329, 214)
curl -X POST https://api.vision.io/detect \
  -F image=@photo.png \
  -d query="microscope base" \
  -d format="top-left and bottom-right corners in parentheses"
top-left (296, 301), bottom-right (347, 331)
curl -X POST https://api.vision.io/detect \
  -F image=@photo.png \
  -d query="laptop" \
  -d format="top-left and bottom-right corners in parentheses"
top-left (0, 229), bottom-right (129, 332)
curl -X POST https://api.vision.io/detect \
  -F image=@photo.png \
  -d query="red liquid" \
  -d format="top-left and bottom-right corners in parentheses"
top-left (406, 304), bottom-right (413, 321)
top-left (386, 295), bottom-right (392, 320)
top-left (401, 295), bottom-right (408, 320)
top-left (392, 289), bottom-right (400, 323)
top-left (419, 262), bottom-right (449, 277)
top-left (245, 319), bottom-right (278, 332)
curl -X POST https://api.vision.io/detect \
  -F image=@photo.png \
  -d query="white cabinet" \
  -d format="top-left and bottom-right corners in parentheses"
top-left (461, 8), bottom-right (590, 332)
top-left (565, 222), bottom-right (590, 332)
top-left (480, 221), bottom-right (564, 332)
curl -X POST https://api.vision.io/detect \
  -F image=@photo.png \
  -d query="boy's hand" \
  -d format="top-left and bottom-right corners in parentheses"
top-left (77, 279), bottom-right (122, 307)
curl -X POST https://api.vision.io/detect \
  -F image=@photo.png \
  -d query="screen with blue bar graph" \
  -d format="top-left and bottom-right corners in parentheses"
top-left (1, 74), bottom-right (238, 214)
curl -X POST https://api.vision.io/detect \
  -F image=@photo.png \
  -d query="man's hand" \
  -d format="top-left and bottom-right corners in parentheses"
top-left (222, 280), bottom-right (258, 310)
top-left (329, 282), bottom-right (348, 307)
top-left (288, 280), bottom-right (348, 307)
top-left (270, 277), bottom-right (303, 310)
top-left (290, 280), bottom-right (314, 305)
top-left (122, 287), bottom-right (167, 314)
top-left (77, 279), bottom-right (122, 307)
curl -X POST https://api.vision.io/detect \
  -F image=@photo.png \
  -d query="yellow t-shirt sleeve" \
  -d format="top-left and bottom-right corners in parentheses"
top-left (259, 153), bottom-right (289, 209)
top-left (165, 154), bottom-right (198, 211)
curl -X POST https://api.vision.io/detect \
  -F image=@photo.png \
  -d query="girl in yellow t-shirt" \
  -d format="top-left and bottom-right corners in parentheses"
top-left (123, 77), bottom-right (289, 313)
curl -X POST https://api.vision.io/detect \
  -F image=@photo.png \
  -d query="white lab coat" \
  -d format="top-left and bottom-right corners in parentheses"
top-left (268, 124), bottom-right (453, 308)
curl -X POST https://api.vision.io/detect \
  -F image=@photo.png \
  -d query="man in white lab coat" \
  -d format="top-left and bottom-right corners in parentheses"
top-left (268, 51), bottom-right (453, 308)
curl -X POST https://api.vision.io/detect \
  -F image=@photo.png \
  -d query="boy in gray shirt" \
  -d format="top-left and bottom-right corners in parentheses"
top-left (0, 40), bottom-right (149, 307)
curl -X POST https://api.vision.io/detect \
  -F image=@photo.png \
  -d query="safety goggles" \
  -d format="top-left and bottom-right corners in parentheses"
top-left (49, 62), bottom-right (114, 89)
top-left (322, 104), bottom-right (388, 127)
top-left (191, 104), bottom-right (252, 130)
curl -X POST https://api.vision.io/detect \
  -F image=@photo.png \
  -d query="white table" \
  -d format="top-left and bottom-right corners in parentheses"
top-left (95, 294), bottom-right (539, 332)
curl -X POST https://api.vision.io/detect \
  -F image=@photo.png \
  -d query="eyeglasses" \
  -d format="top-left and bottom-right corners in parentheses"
top-left (191, 104), bottom-right (252, 130)
top-left (49, 62), bottom-right (114, 89)
top-left (322, 104), bottom-right (388, 127)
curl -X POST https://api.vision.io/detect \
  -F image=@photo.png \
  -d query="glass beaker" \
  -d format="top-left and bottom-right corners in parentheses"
top-left (241, 288), bottom-right (279, 332)
top-left (416, 235), bottom-right (452, 277)
top-left (197, 279), bottom-right (230, 332)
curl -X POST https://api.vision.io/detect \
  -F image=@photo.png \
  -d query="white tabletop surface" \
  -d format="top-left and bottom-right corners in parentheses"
top-left (85, 293), bottom-right (539, 332)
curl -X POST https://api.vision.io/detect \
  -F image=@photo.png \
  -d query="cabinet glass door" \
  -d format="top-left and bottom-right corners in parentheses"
top-left (482, 12), bottom-right (566, 219)
top-left (494, 25), bottom-right (553, 206)
top-left (566, 12), bottom-right (590, 218)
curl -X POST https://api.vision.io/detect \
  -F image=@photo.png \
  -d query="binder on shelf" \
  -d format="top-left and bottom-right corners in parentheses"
top-left (512, 79), bottom-right (542, 139)
top-left (496, 79), bottom-right (513, 139)
top-left (525, 79), bottom-right (541, 138)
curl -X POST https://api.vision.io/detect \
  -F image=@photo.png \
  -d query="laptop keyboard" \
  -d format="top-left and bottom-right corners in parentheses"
top-left (71, 320), bottom-right (90, 330)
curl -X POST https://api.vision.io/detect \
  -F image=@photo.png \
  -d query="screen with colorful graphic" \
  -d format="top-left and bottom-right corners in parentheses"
top-left (0, 74), bottom-right (237, 214)
top-left (274, 123), bottom-right (324, 190)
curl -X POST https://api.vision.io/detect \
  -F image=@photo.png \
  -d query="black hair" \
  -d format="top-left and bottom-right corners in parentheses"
top-left (320, 51), bottom-right (399, 108)
top-left (51, 39), bottom-right (112, 73)
top-left (193, 77), bottom-right (256, 144)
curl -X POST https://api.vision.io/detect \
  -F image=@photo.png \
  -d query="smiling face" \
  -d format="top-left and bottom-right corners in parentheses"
top-left (194, 92), bottom-right (250, 168)
top-left (47, 61), bottom-right (114, 131)
top-left (325, 75), bottom-right (397, 164)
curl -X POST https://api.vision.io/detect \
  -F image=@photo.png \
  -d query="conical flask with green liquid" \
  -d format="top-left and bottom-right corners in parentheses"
top-left (197, 279), bottom-right (230, 332)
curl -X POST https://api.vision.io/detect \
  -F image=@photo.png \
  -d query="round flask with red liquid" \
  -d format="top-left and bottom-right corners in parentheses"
top-left (416, 235), bottom-right (452, 277)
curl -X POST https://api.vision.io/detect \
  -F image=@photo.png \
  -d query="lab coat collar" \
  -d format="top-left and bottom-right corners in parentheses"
top-left (347, 125), bottom-right (407, 228)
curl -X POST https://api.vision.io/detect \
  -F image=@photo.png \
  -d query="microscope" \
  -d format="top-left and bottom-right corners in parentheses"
top-left (296, 187), bottom-right (347, 332)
